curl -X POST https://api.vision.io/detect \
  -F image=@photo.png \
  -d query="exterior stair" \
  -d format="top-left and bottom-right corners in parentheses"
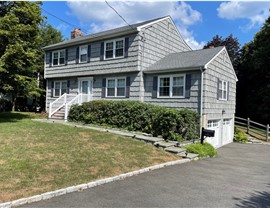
top-left (51, 107), bottom-right (65, 120)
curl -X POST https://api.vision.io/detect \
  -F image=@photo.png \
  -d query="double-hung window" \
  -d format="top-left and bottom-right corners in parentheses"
top-left (158, 75), bottom-right (185, 98)
top-left (106, 77), bottom-right (126, 97)
top-left (52, 50), bottom-right (65, 66)
top-left (105, 39), bottom-right (124, 60)
top-left (218, 80), bottom-right (228, 100)
top-left (79, 45), bottom-right (88, 63)
top-left (54, 81), bottom-right (67, 97)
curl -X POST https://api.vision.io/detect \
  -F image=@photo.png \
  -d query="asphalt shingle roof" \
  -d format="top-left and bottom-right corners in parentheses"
top-left (145, 46), bottom-right (225, 72)
top-left (43, 16), bottom-right (167, 50)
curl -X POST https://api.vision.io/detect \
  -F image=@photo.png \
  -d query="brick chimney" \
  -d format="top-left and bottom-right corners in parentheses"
top-left (71, 28), bottom-right (83, 39)
top-left (209, 45), bottom-right (215, 49)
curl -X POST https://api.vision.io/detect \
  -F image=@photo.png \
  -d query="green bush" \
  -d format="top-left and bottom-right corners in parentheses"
top-left (234, 128), bottom-right (249, 143)
top-left (68, 100), bottom-right (200, 141)
top-left (184, 142), bottom-right (218, 158)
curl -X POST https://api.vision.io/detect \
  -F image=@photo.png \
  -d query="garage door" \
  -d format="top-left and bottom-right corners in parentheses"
top-left (206, 120), bottom-right (221, 148)
top-left (222, 119), bottom-right (233, 145)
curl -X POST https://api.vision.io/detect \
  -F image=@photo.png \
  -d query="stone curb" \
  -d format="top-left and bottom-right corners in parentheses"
top-left (0, 158), bottom-right (192, 208)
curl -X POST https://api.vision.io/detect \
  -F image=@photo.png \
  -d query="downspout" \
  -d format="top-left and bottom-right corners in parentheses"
top-left (199, 67), bottom-right (204, 138)
top-left (138, 31), bottom-right (145, 102)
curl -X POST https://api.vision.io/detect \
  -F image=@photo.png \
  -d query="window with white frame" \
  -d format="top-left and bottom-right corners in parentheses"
top-left (79, 45), bottom-right (88, 63)
top-left (106, 77), bottom-right (126, 97)
top-left (158, 75), bottom-right (185, 98)
top-left (54, 81), bottom-right (67, 97)
top-left (105, 39), bottom-right (124, 59)
top-left (218, 80), bottom-right (228, 100)
top-left (52, 50), bottom-right (65, 66)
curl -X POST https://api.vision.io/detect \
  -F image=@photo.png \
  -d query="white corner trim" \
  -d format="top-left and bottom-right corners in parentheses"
top-left (137, 16), bottom-right (170, 31)
top-left (204, 47), bottom-right (238, 81)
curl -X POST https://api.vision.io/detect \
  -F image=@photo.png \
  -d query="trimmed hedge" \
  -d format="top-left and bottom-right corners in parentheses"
top-left (68, 100), bottom-right (200, 141)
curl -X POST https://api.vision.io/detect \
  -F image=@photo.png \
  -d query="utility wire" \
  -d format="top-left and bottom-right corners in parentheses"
top-left (105, 1), bottom-right (137, 33)
top-left (41, 8), bottom-right (88, 34)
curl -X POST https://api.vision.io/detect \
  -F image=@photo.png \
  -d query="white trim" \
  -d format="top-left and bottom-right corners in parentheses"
top-left (79, 45), bottom-right (88, 63)
top-left (137, 16), bottom-right (170, 31)
top-left (53, 80), bottom-right (67, 97)
top-left (77, 77), bottom-right (93, 103)
top-left (218, 80), bottom-right (228, 101)
top-left (77, 77), bottom-right (93, 94)
top-left (106, 77), bottom-right (126, 98)
top-left (204, 47), bottom-right (238, 81)
top-left (104, 38), bottom-right (125, 60)
top-left (52, 49), bottom-right (65, 66)
top-left (157, 74), bottom-right (185, 98)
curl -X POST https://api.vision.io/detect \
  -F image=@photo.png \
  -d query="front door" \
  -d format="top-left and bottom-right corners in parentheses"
top-left (78, 78), bottom-right (92, 103)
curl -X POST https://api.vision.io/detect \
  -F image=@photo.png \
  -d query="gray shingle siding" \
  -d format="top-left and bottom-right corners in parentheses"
top-left (46, 72), bottom-right (141, 111)
top-left (45, 34), bottom-right (139, 78)
top-left (139, 18), bottom-right (191, 71)
top-left (144, 71), bottom-right (201, 112)
top-left (203, 51), bottom-right (236, 120)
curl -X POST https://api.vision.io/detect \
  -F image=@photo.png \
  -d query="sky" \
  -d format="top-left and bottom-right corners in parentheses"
top-left (41, 1), bottom-right (270, 49)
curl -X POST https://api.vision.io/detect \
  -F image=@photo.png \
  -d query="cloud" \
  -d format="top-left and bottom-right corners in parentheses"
top-left (217, 2), bottom-right (270, 30)
top-left (66, 1), bottom-right (204, 49)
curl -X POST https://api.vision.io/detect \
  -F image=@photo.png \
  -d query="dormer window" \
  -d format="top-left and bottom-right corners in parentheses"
top-left (105, 39), bottom-right (124, 60)
top-left (52, 50), bottom-right (65, 66)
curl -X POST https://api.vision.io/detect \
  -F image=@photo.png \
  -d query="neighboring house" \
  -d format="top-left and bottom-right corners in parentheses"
top-left (43, 16), bottom-right (237, 148)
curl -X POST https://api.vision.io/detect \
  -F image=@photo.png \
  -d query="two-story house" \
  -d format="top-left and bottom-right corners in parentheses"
top-left (43, 16), bottom-right (237, 148)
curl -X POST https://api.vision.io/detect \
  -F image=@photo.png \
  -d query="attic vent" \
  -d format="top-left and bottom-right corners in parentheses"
top-left (71, 28), bottom-right (83, 39)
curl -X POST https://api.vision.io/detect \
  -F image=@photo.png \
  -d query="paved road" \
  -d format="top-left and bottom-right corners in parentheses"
top-left (22, 143), bottom-right (270, 208)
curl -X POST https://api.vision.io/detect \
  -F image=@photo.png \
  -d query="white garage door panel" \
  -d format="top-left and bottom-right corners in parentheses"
top-left (222, 119), bottom-right (233, 145)
top-left (206, 120), bottom-right (221, 148)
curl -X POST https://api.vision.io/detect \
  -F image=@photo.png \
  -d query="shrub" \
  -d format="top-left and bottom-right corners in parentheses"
top-left (234, 128), bottom-right (249, 143)
top-left (68, 100), bottom-right (200, 141)
top-left (184, 142), bottom-right (217, 158)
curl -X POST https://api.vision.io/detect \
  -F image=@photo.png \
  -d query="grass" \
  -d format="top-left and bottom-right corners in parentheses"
top-left (0, 112), bottom-right (178, 203)
top-left (184, 142), bottom-right (218, 158)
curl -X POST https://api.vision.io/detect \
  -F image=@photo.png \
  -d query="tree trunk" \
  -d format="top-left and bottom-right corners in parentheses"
top-left (12, 96), bottom-right (16, 112)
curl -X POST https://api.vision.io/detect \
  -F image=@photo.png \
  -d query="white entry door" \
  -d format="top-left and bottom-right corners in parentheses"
top-left (206, 120), bottom-right (221, 148)
top-left (78, 78), bottom-right (92, 103)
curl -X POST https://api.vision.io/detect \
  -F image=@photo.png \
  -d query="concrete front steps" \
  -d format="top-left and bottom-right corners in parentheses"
top-left (50, 108), bottom-right (65, 120)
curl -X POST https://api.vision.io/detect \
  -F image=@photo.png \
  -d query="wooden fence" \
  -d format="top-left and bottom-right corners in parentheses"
top-left (235, 117), bottom-right (269, 142)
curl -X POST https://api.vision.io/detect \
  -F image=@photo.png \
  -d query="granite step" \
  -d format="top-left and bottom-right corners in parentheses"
top-left (154, 141), bottom-right (177, 149)
top-left (178, 152), bottom-right (199, 159)
top-left (135, 135), bottom-right (164, 144)
top-left (164, 146), bottom-right (186, 154)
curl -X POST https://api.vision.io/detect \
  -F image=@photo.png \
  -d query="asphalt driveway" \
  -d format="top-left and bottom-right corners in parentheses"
top-left (22, 143), bottom-right (270, 208)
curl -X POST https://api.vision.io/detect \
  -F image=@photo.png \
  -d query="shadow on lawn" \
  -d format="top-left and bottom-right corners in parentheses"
top-left (0, 112), bottom-right (32, 123)
top-left (233, 184), bottom-right (270, 208)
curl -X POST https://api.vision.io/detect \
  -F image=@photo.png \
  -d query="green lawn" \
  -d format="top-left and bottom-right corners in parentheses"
top-left (0, 112), bottom-right (178, 203)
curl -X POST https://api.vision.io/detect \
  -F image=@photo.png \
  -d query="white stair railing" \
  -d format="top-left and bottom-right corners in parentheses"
top-left (49, 93), bottom-right (67, 118)
top-left (49, 93), bottom-right (92, 120)
top-left (64, 94), bottom-right (82, 120)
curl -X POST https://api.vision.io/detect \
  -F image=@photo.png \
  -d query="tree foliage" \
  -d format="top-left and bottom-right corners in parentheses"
top-left (203, 34), bottom-right (241, 68)
top-left (37, 21), bottom-right (64, 109)
top-left (0, 1), bottom-right (43, 110)
top-left (0, 2), bottom-right (63, 111)
top-left (236, 15), bottom-right (270, 123)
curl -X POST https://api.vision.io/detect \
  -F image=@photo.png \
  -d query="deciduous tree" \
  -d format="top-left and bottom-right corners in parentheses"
top-left (0, 1), bottom-right (43, 111)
